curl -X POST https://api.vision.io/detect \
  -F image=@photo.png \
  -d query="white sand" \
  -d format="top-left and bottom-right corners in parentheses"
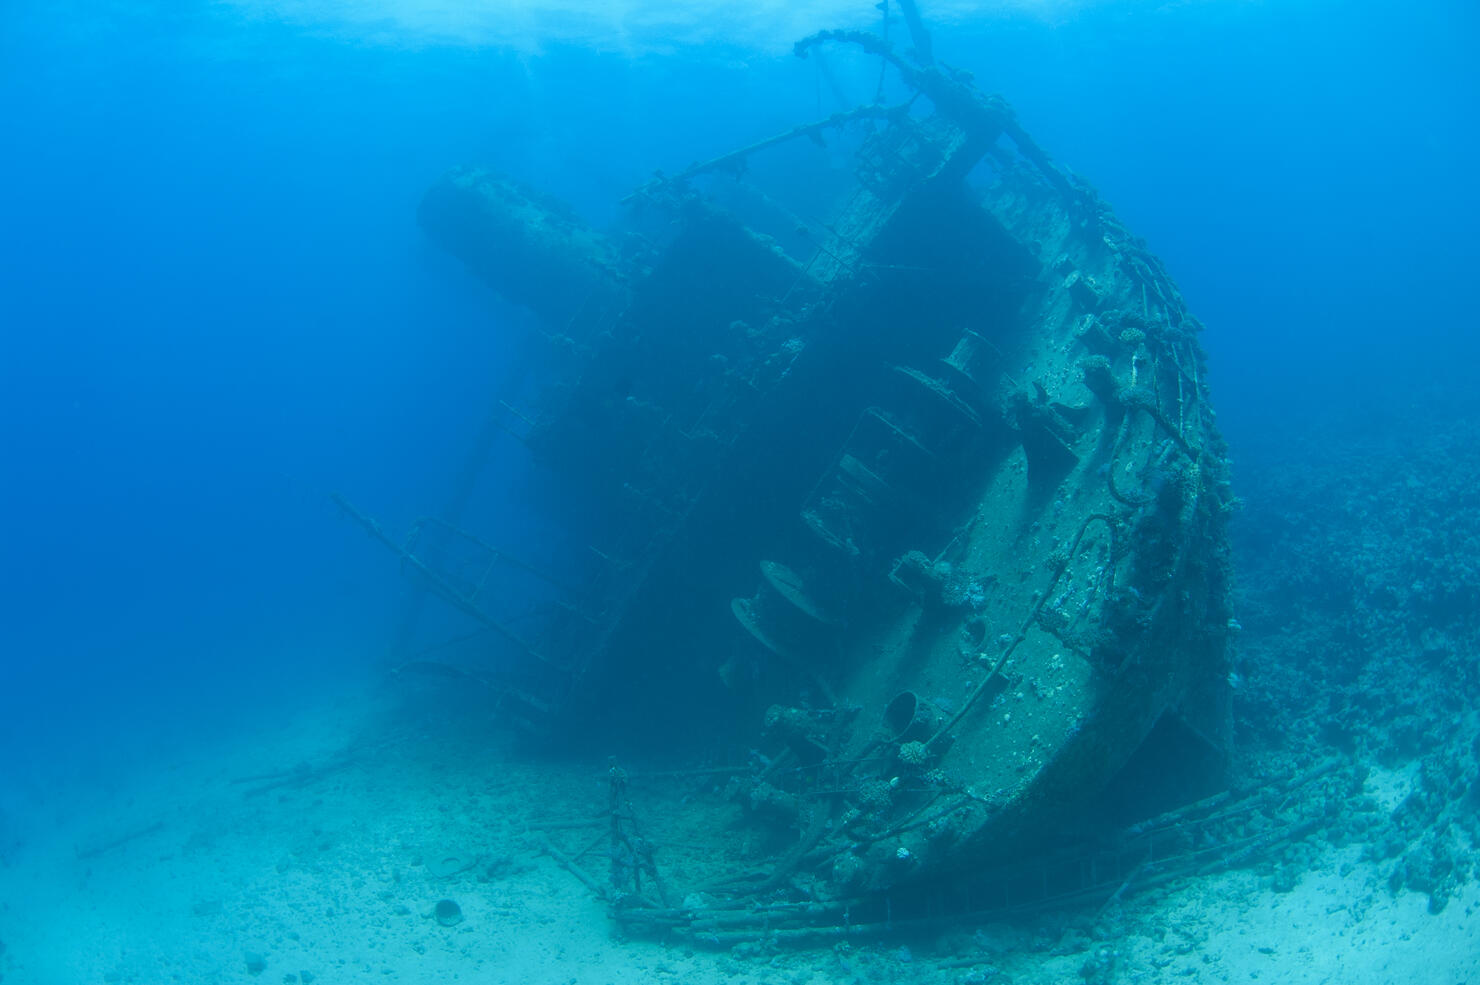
top-left (2, 684), bottom-right (1475, 985)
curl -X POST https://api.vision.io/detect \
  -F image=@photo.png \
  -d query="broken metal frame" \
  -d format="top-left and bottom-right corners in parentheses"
top-left (539, 758), bottom-right (1346, 946)
top-left (331, 492), bottom-right (554, 666)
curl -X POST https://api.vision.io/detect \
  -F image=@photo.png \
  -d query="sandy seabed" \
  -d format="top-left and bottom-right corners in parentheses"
top-left (2, 683), bottom-right (1475, 985)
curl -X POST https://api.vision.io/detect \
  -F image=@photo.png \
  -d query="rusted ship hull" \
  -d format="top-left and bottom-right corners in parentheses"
top-left (412, 23), bottom-right (1234, 902)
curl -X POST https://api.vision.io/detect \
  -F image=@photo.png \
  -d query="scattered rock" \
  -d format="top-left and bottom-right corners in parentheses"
top-left (1079, 944), bottom-right (1118, 985)
top-left (1390, 832), bottom-right (1469, 914)
top-left (434, 898), bottom-right (463, 927)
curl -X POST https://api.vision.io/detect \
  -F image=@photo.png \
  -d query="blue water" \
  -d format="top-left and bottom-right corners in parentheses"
top-left (1, 0), bottom-right (1477, 974)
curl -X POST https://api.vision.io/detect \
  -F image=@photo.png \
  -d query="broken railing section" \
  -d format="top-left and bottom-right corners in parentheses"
top-left (331, 492), bottom-right (592, 719)
top-left (546, 757), bottom-right (1350, 947)
top-left (793, 27), bottom-right (1078, 204)
top-left (622, 103), bottom-right (907, 206)
top-left (332, 493), bottom-right (547, 660)
top-left (535, 760), bottom-right (676, 913)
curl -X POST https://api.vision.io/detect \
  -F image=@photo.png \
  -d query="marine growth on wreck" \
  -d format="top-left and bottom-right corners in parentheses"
top-left (369, 4), bottom-right (1237, 931)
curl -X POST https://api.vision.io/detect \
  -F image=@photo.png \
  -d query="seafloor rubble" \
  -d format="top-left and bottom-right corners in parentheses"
top-left (1229, 395), bottom-right (1480, 914)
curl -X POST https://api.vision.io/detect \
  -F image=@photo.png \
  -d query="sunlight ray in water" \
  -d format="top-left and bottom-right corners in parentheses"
top-left (215, 0), bottom-right (1116, 52)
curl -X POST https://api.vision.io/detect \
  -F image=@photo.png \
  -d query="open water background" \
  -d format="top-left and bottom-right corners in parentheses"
top-left (1, 0), bottom-right (1476, 861)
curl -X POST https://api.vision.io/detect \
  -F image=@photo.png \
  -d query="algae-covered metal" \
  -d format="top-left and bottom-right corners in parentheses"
top-left (412, 16), bottom-right (1235, 906)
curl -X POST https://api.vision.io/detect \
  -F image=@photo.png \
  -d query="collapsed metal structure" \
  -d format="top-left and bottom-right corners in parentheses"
top-left (351, 4), bottom-right (1239, 924)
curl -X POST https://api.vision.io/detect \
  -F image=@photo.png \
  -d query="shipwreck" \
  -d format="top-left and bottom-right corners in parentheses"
top-left (340, 2), bottom-right (1256, 940)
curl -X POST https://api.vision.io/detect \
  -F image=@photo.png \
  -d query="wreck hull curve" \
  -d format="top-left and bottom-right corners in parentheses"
top-left (414, 43), bottom-right (1235, 903)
